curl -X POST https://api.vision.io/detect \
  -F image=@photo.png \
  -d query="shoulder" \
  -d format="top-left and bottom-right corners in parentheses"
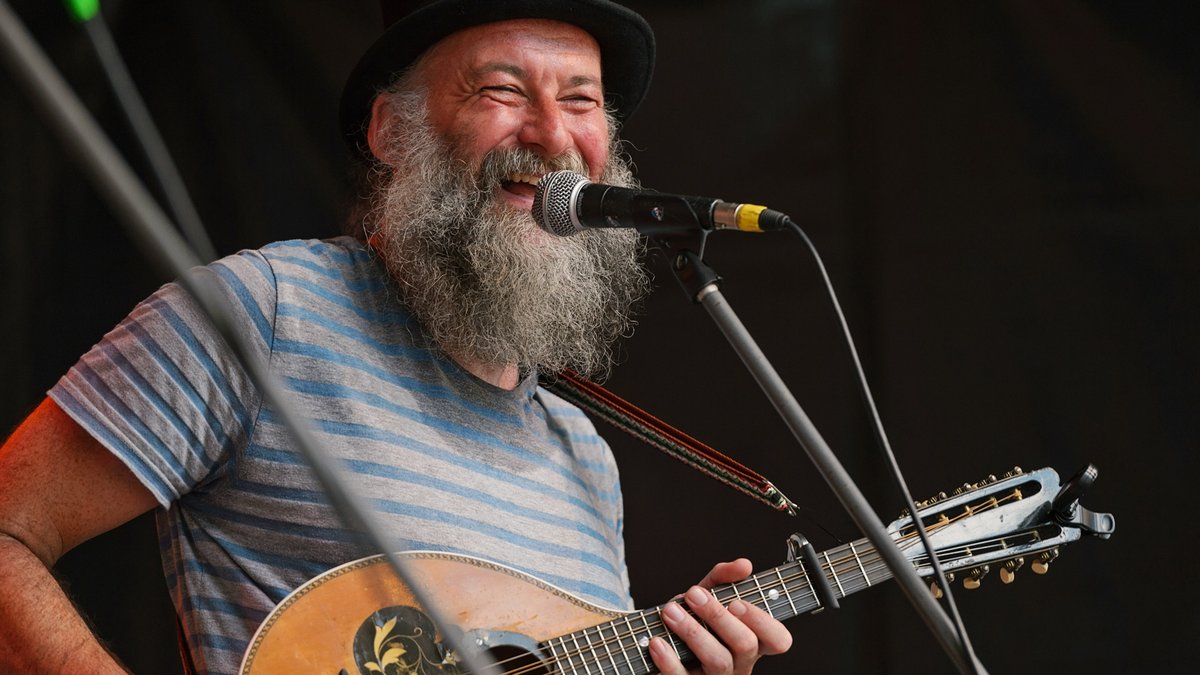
top-left (257, 237), bottom-right (377, 282)
top-left (534, 385), bottom-right (583, 419)
top-left (535, 385), bottom-right (612, 450)
top-left (197, 237), bottom-right (385, 307)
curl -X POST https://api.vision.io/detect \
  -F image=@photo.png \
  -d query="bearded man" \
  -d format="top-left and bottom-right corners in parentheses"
top-left (0, 1), bottom-right (792, 673)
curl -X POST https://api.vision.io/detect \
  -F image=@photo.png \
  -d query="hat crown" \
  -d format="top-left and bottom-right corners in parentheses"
top-left (381, 1), bottom-right (435, 28)
top-left (341, 0), bottom-right (655, 156)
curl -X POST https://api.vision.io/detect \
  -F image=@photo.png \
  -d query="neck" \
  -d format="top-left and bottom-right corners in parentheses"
top-left (451, 352), bottom-right (521, 390)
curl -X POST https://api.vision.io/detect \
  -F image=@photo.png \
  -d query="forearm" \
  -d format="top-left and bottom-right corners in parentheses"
top-left (0, 534), bottom-right (128, 674)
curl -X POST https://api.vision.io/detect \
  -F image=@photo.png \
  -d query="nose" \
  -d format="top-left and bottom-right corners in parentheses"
top-left (517, 100), bottom-right (573, 158)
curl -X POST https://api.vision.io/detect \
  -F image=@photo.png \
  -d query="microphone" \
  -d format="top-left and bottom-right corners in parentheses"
top-left (532, 170), bottom-right (792, 237)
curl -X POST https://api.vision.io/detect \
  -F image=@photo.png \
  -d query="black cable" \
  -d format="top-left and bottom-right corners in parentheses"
top-left (784, 218), bottom-right (983, 673)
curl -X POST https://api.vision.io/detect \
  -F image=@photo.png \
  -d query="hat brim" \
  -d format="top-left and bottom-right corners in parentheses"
top-left (339, 0), bottom-right (655, 157)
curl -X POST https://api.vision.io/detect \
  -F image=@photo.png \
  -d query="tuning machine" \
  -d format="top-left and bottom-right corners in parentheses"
top-left (1031, 548), bottom-right (1060, 574)
top-left (903, 490), bottom-right (950, 519)
top-left (930, 573), bottom-right (955, 599)
top-left (999, 557), bottom-right (1025, 584)
top-left (963, 565), bottom-right (990, 590)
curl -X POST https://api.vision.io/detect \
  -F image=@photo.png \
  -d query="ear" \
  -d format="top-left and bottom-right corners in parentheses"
top-left (366, 94), bottom-right (394, 164)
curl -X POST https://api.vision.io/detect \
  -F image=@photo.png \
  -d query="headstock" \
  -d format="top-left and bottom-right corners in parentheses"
top-left (888, 465), bottom-right (1115, 595)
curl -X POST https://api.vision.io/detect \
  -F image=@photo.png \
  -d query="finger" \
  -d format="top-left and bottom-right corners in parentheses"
top-left (647, 634), bottom-right (691, 675)
top-left (659, 596), bottom-right (733, 674)
top-left (697, 558), bottom-right (753, 588)
top-left (683, 586), bottom-right (759, 673)
top-left (727, 599), bottom-right (793, 657)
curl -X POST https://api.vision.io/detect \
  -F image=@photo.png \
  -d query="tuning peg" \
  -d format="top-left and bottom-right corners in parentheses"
top-left (930, 573), bottom-right (956, 599)
top-left (1031, 549), bottom-right (1060, 574)
top-left (963, 565), bottom-right (990, 590)
top-left (999, 557), bottom-right (1025, 584)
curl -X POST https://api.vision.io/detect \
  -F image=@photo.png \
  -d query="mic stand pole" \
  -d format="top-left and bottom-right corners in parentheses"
top-left (662, 244), bottom-right (985, 675)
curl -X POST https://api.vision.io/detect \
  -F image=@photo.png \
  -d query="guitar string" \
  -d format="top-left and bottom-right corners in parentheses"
top-left (477, 492), bottom-right (1028, 674)
top-left (513, 503), bottom-right (1024, 674)
top-left (497, 536), bottom-right (1016, 675)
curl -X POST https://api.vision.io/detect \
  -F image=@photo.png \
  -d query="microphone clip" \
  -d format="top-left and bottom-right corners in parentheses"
top-left (655, 237), bottom-right (722, 305)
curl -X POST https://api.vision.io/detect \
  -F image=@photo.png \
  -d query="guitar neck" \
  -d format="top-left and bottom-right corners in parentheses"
top-left (542, 537), bottom-right (890, 674)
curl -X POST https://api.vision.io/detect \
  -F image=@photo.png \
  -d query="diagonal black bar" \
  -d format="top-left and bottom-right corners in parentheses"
top-left (0, 3), bottom-right (495, 673)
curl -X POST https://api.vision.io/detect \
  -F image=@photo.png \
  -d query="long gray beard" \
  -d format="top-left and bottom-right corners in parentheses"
top-left (365, 93), bottom-right (649, 380)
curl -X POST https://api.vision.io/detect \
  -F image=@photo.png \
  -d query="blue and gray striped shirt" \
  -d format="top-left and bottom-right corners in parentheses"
top-left (50, 237), bottom-right (631, 675)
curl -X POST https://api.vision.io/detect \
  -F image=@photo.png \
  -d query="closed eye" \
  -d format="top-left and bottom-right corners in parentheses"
top-left (561, 95), bottom-right (602, 111)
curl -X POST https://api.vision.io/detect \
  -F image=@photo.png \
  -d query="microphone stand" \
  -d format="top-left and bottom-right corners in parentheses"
top-left (657, 237), bottom-right (986, 675)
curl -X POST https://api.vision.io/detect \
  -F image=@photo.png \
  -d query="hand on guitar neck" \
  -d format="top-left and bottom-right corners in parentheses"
top-left (649, 558), bottom-right (793, 675)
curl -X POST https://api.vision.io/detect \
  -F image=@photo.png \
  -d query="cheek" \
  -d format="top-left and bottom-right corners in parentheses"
top-left (439, 107), bottom-right (525, 165)
top-left (575, 129), bottom-right (610, 180)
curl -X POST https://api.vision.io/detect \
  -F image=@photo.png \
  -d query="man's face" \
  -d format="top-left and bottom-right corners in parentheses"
top-left (415, 19), bottom-right (610, 211)
top-left (359, 20), bottom-right (647, 379)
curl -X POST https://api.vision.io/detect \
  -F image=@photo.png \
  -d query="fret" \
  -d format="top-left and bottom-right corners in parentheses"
top-left (849, 541), bottom-right (871, 587)
top-left (728, 578), bottom-right (745, 603)
top-left (658, 604), bottom-right (683, 660)
top-left (749, 574), bottom-right (775, 618)
top-left (616, 623), bottom-right (638, 674)
top-left (594, 622), bottom-right (626, 674)
top-left (640, 609), bottom-right (679, 665)
top-left (822, 550), bottom-right (846, 597)
top-left (581, 625), bottom-right (615, 675)
top-left (622, 613), bottom-right (652, 673)
top-left (547, 638), bottom-right (575, 675)
top-left (571, 629), bottom-right (595, 675)
top-left (774, 566), bottom-right (799, 616)
top-left (796, 558), bottom-right (823, 610)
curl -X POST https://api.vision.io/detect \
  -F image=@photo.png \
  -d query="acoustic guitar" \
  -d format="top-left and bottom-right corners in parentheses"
top-left (239, 465), bottom-right (1114, 674)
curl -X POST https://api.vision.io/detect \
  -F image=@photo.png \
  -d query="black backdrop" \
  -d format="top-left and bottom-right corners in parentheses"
top-left (2, 1), bottom-right (1197, 673)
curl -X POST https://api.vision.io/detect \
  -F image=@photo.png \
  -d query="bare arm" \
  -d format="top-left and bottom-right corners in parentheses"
top-left (0, 397), bottom-right (159, 673)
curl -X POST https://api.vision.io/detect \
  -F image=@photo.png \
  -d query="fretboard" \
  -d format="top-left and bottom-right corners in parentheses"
top-left (541, 536), bottom-right (893, 675)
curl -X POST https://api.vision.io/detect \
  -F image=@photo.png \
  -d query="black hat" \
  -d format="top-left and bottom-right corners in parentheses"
top-left (340, 0), bottom-right (656, 156)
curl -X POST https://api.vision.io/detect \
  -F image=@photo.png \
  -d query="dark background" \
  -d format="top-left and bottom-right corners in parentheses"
top-left (2, 1), bottom-right (1196, 672)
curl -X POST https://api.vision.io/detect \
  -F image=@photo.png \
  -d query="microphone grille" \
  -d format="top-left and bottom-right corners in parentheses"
top-left (533, 170), bottom-right (588, 236)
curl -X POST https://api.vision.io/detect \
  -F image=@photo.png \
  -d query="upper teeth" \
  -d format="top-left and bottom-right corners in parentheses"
top-left (510, 173), bottom-right (541, 186)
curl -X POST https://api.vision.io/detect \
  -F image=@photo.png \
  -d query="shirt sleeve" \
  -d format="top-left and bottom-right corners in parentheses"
top-left (48, 249), bottom-right (278, 508)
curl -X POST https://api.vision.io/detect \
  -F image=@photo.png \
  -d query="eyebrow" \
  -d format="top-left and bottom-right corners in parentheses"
top-left (474, 62), bottom-right (601, 89)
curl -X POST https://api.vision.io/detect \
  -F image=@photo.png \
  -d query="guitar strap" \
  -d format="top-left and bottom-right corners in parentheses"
top-left (540, 370), bottom-right (798, 515)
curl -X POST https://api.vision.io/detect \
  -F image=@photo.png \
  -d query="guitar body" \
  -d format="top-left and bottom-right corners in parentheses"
top-left (239, 551), bottom-right (625, 674)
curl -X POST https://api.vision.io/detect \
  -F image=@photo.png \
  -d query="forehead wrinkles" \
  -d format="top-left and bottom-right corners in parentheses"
top-left (424, 20), bottom-right (603, 80)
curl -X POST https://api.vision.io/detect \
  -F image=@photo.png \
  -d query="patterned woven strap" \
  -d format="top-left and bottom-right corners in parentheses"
top-left (541, 370), bottom-right (798, 515)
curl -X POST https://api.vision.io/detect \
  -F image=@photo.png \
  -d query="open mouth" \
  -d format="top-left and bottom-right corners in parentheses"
top-left (499, 172), bottom-right (542, 200)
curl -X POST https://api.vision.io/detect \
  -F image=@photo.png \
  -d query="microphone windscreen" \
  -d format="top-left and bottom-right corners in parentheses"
top-left (532, 170), bottom-right (589, 236)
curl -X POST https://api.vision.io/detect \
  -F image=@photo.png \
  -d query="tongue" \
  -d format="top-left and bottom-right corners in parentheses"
top-left (502, 181), bottom-right (537, 198)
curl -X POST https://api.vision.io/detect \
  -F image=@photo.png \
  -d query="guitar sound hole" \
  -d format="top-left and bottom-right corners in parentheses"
top-left (484, 645), bottom-right (551, 675)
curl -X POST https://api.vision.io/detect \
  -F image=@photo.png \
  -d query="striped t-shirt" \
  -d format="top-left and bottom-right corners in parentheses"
top-left (49, 237), bottom-right (631, 675)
